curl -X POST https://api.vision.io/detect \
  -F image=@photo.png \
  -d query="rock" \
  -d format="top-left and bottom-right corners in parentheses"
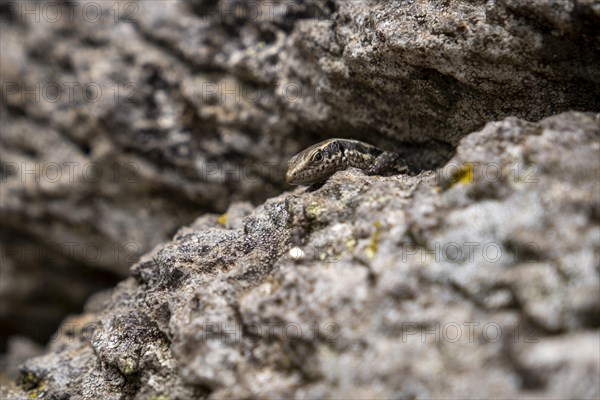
top-left (0, 337), bottom-right (43, 380)
top-left (1, 0), bottom-right (599, 348)
top-left (8, 112), bottom-right (599, 399)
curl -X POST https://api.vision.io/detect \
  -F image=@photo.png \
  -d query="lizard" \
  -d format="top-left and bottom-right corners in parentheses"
top-left (286, 138), bottom-right (409, 186)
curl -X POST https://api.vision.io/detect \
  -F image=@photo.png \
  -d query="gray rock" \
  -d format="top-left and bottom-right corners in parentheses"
top-left (8, 112), bottom-right (599, 399)
top-left (1, 0), bottom-right (599, 348)
top-left (0, 336), bottom-right (43, 380)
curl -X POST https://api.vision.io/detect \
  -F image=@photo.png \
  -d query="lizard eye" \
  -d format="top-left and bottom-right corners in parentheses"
top-left (312, 151), bottom-right (324, 164)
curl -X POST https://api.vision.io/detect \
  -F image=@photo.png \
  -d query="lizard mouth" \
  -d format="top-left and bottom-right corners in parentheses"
top-left (286, 157), bottom-right (301, 185)
top-left (286, 169), bottom-right (314, 186)
top-left (286, 171), bottom-right (298, 185)
top-left (287, 168), bottom-right (333, 186)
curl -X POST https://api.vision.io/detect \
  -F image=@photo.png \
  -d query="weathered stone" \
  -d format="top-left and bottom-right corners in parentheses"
top-left (2, 0), bottom-right (599, 348)
top-left (6, 112), bottom-right (598, 399)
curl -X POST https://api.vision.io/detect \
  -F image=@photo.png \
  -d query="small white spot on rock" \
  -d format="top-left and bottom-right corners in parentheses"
top-left (289, 247), bottom-right (305, 260)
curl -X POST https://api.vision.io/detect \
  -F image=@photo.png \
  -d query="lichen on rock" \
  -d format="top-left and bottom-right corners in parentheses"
top-left (1, 0), bottom-right (599, 397)
top-left (7, 112), bottom-right (598, 399)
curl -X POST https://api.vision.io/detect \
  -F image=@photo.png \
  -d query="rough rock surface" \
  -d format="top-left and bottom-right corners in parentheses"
top-left (1, 0), bottom-right (599, 347)
top-left (3, 112), bottom-right (597, 399)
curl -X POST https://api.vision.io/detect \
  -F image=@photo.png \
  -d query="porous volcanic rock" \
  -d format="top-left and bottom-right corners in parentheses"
top-left (5, 112), bottom-right (598, 399)
top-left (1, 0), bottom-right (599, 348)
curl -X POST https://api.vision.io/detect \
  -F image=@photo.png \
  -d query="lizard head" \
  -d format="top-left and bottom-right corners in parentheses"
top-left (286, 139), bottom-right (343, 185)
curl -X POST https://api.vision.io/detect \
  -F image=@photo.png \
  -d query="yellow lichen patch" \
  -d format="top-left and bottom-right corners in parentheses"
top-left (18, 372), bottom-right (44, 396)
top-left (454, 162), bottom-right (474, 185)
top-left (306, 202), bottom-right (326, 219)
top-left (438, 162), bottom-right (474, 191)
top-left (218, 213), bottom-right (228, 226)
top-left (345, 237), bottom-right (357, 251)
top-left (24, 378), bottom-right (45, 399)
top-left (368, 194), bottom-right (392, 204)
top-left (118, 357), bottom-right (138, 375)
top-left (21, 372), bottom-right (36, 385)
top-left (366, 221), bottom-right (382, 259)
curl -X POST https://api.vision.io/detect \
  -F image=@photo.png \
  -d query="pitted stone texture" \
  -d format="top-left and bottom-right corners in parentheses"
top-left (2, 0), bottom-right (598, 347)
top-left (9, 112), bottom-right (599, 399)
